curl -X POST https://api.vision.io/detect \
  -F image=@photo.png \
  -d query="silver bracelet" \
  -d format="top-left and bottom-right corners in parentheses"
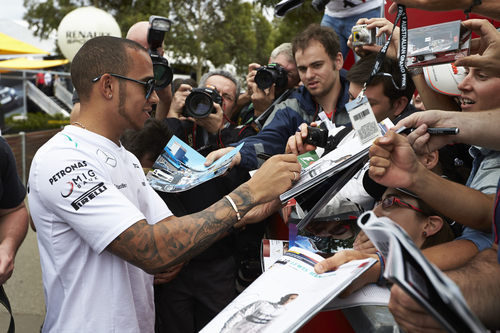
top-left (225, 195), bottom-right (241, 221)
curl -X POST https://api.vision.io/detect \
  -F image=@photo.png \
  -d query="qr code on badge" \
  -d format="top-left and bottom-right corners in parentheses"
top-left (359, 122), bottom-right (379, 144)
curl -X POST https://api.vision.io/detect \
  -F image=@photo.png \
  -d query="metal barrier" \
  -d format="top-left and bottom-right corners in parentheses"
top-left (54, 80), bottom-right (73, 109)
top-left (25, 81), bottom-right (70, 118)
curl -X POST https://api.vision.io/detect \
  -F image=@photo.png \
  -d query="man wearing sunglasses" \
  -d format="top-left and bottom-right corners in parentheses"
top-left (27, 36), bottom-right (300, 332)
top-left (70, 20), bottom-right (173, 123)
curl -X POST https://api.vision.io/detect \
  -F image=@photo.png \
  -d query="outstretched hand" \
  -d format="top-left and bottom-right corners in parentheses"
top-left (368, 131), bottom-right (421, 190)
top-left (393, 110), bottom-right (459, 154)
top-left (348, 17), bottom-right (399, 59)
top-left (204, 147), bottom-right (240, 168)
top-left (285, 122), bottom-right (317, 155)
top-left (389, 284), bottom-right (446, 332)
top-left (314, 250), bottom-right (379, 297)
top-left (353, 230), bottom-right (378, 254)
top-left (455, 19), bottom-right (500, 78)
top-left (247, 154), bottom-right (301, 204)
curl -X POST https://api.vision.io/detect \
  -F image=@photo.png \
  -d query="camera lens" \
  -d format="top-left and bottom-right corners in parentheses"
top-left (186, 93), bottom-right (213, 118)
top-left (150, 54), bottom-right (173, 88)
top-left (255, 70), bottom-right (274, 90)
top-left (255, 64), bottom-right (288, 90)
top-left (153, 64), bottom-right (172, 87)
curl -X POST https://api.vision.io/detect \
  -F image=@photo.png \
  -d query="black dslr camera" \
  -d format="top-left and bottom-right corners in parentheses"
top-left (147, 15), bottom-right (174, 89)
top-left (255, 63), bottom-right (288, 90)
top-left (311, 0), bottom-right (330, 12)
top-left (184, 86), bottom-right (223, 118)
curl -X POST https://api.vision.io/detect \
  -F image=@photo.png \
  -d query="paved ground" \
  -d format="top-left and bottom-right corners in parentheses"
top-left (0, 226), bottom-right (45, 332)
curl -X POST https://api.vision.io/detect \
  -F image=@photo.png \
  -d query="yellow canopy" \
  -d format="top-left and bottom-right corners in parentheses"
top-left (0, 57), bottom-right (69, 71)
top-left (0, 32), bottom-right (50, 55)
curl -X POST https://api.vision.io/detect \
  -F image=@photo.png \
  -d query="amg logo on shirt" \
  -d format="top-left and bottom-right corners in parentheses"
top-left (71, 182), bottom-right (107, 211)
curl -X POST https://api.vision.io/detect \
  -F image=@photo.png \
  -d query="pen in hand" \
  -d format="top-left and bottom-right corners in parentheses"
top-left (398, 126), bottom-right (459, 135)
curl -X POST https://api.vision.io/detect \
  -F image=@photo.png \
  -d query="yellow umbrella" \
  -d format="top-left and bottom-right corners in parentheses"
top-left (0, 32), bottom-right (50, 55)
top-left (0, 57), bottom-right (68, 70)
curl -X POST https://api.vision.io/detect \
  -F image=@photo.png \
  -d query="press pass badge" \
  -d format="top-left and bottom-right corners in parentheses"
top-left (346, 95), bottom-right (382, 145)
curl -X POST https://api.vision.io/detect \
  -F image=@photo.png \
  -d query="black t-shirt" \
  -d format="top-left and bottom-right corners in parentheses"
top-left (0, 137), bottom-right (26, 209)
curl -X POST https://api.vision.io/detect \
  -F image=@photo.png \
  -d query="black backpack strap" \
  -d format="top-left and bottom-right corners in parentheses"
top-left (0, 285), bottom-right (15, 333)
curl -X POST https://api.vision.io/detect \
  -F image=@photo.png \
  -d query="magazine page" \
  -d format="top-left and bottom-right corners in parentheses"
top-left (261, 239), bottom-right (290, 272)
top-left (146, 135), bottom-right (243, 193)
top-left (358, 211), bottom-right (486, 333)
top-left (201, 246), bottom-right (375, 333)
top-left (261, 239), bottom-right (389, 311)
top-left (324, 284), bottom-right (390, 311)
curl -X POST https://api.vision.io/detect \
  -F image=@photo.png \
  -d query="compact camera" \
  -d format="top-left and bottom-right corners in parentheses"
top-left (304, 125), bottom-right (352, 155)
top-left (183, 86), bottom-right (223, 119)
top-left (304, 126), bottom-right (329, 148)
top-left (147, 15), bottom-right (174, 88)
top-left (351, 24), bottom-right (377, 47)
top-left (255, 63), bottom-right (288, 90)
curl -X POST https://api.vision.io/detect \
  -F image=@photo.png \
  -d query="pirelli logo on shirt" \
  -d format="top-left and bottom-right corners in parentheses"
top-left (71, 182), bottom-right (107, 211)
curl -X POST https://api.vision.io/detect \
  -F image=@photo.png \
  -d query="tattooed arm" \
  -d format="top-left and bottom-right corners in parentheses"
top-left (107, 154), bottom-right (301, 274)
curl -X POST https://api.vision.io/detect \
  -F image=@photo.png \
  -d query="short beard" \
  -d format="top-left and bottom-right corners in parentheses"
top-left (117, 80), bottom-right (141, 131)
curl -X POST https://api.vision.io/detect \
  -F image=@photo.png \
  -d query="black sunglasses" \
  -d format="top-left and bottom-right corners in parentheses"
top-left (92, 73), bottom-right (156, 100)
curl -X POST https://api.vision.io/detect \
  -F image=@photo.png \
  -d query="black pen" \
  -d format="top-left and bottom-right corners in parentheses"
top-left (398, 126), bottom-right (459, 135)
top-left (426, 127), bottom-right (459, 135)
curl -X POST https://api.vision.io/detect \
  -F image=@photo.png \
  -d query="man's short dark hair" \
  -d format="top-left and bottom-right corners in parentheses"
top-left (71, 36), bottom-right (146, 102)
top-left (292, 24), bottom-right (340, 63)
top-left (346, 53), bottom-right (416, 105)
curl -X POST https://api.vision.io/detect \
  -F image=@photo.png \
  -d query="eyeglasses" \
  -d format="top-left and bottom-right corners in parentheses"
top-left (92, 73), bottom-right (156, 100)
top-left (377, 196), bottom-right (424, 214)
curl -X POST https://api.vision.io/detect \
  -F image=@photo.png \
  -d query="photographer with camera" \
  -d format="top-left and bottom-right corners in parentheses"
top-left (243, 43), bottom-right (300, 121)
top-left (220, 43), bottom-right (301, 147)
top-left (314, 0), bottom-right (384, 60)
top-left (165, 70), bottom-right (238, 151)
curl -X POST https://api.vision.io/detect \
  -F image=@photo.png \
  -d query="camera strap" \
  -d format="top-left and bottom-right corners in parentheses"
top-left (365, 4), bottom-right (408, 92)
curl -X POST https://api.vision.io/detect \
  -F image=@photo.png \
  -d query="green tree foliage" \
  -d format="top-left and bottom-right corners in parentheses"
top-left (23, 0), bottom-right (276, 78)
top-left (23, 0), bottom-right (171, 39)
top-left (22, 0), bottom-right (319, 79)
top-left (166, 0), bottom-right (274, 79)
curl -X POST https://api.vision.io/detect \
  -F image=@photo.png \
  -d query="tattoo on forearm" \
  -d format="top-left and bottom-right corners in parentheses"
top-left (108, 184), bottom-right (256, 273)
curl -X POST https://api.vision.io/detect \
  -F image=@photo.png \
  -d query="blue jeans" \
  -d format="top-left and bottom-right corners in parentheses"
top-left (321, 6), bottom-right (382, 60)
